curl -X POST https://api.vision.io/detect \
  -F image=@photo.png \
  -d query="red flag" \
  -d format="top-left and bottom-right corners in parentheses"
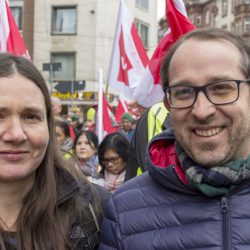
top-left (102, 93), bottom-right (116, 135)
top-left (0, 0), bottom-right (30, 58)
top-left (115, 98), bottom-right (128, 124)
top-left (108, 0), bottom-right (149, 100)
top-left (134, 0), bottom-right (195, 107)
top-left (96, 69), bottom-right (116, 142)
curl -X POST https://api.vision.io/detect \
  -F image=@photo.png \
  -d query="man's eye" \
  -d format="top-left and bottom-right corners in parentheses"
top-left (209, 83), bottom-right (235, 95)
top-left (173, 87), bottom-right (194, 99)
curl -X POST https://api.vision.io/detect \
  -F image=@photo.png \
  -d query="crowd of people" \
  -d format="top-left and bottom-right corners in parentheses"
top-left (1, 27), bottom-right (250, 249)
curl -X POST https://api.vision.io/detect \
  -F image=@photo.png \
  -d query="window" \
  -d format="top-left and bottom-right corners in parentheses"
top-left (196, 16), bottom-right (202, 26)
top-left (51, 53), bottom-right (75, 80)
top-left (222, 0), bottom-right (228, 16)
top-left (205, 10), bottom-right (210, 24)
top-left (52, 6), bottom-right (76, 34)
top-left (221, 24), bottom-right (228, 30)
top-left (189, 14), bottom-right (194, 24)
top-left (135, 20), bottom-right (149, 48)
top-left (243, 17), bottom-right (250, 33)
top-left (136, 0), bottom-right (149, 10)
top-left (10, 6), bottom-right (22, 30)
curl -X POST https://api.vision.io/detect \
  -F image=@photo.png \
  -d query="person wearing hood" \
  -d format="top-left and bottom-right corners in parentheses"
top-left (99, 28), bottom-right (250, 249)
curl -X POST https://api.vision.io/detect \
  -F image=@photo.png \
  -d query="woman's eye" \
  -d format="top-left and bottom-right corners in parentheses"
top-left (24, 114), bottom-right (41, 120)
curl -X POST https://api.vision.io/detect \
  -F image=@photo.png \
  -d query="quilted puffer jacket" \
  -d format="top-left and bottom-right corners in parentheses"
top-left (99, 129), bottom-right (250, 250)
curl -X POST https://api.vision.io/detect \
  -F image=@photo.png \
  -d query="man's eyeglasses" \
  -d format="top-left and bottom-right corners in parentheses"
top-left (101, 156), bottom-right (121, 165)
top-left (164, 79), bottom-right (250, 109)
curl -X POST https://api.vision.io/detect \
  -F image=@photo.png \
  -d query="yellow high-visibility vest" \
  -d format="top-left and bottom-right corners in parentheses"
top-left (137, 102), bottom-right (169, 175)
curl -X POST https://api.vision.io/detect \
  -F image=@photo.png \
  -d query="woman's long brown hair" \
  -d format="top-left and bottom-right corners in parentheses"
top-left (0, 53), bottom-right (101, 250)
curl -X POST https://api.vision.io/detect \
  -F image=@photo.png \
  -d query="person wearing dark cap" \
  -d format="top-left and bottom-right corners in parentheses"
top-left (119, 112), bottom-right (135, 141)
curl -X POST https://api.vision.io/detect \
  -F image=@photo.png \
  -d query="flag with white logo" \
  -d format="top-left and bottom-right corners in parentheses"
top-left (133, 0), bottom-right (195, 107)
top-left (108, 0), bottom-right (149, 100)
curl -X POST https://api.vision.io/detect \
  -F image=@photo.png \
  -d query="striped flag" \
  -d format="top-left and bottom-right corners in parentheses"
top-left (0, 0), bottom-right (30, 58)
top-left (133, 0), bottom-right (195, 107)
top-left (108, 0), bottom-right (149, 100)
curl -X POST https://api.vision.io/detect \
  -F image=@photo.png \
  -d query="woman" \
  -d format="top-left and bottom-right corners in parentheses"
top-left (0, 53), bottom-right (106, 249)
top-left (98, 133), bottom-right (136, 193)
top-left (55, 119), bottom-right (74, 159)
top-left (73, 130), bottom-right (104, 186)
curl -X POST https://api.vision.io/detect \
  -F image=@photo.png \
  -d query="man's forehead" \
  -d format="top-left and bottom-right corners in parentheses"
top-left (168, 38), bottom-right (243, 84)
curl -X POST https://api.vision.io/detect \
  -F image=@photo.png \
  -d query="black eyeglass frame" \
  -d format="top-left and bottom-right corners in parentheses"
top-left (101, 156), bottom-right (121, 166)
top-left (164, 79), bottom-right (250, 109)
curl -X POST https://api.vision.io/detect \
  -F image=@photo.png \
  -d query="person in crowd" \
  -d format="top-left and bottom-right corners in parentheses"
top-left (99, 28), bottom-right (250, 249)
top-left (98, 133), bottom-right (136, 192)
top-left (0, 53), bottom-right (108, 249)
top-left (51, 96), bottom-right (62, 117)
top-left (119, 112), bottom-right (135, 141)
top-left (85, 107), bottom-right (96, 131)
top-left (129, 101), bottom-right (170, 178)
top-left (73, 130), bottom-right (105, 186)
top-left (71, 114), bottom-right (83, 135)
top-left (51, 96), bottom-right (76, 140)
top-left (55, 119), bottom-right (73, 158)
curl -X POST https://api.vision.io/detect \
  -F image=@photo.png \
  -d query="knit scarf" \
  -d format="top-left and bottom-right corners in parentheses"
top-left (175, 142), bottom-right (250, 197)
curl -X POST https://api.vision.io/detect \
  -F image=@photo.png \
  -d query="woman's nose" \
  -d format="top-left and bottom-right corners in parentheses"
top-left (2, 118), bottom-right (27, 143)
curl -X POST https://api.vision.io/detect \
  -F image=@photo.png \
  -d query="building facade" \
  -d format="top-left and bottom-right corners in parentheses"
top-left (9, 0), bottom-right (158, 112)
top-left (186, 0), bottom-right (250, 42)
top-left (157, 0), bottom-right (250, 46)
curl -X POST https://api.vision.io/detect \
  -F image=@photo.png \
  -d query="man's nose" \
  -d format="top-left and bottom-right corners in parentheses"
top-left (191, 91), bottom-right (216, 120)
top-left (2, 118), bottom-right (27, 143)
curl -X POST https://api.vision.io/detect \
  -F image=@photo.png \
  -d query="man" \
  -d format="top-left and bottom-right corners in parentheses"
top-left (131, 101), bottom-right (171, 175)
top-left (99, 28), bottom-right (250, 249)
top-left (120, 112), bottom-right (135, 141)
top-left (51, 96), bottom-right (62, 117)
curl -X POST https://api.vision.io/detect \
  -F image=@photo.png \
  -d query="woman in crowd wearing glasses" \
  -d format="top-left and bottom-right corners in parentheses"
top-left (98, 133), bottom-right (136, 193)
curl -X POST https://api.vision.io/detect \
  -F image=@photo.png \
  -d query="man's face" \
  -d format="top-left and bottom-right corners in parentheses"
top-left (168, 39), bottom-right (250, 166)
top-left (51, 97), bottom-right (62, 116)
top-left (122, 119), bottom-right (132, 132)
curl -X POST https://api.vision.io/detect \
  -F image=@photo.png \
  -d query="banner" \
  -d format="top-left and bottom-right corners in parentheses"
top-left (133, 0), bottom-right (195, 107)
top-left (108, 0), bottom-right (149, 100)
top-left (0, 0), bottom-right (30, 58)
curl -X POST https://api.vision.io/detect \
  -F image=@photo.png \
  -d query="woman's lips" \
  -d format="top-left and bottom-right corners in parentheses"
top-left (0, 151), bottom-right (28, 161)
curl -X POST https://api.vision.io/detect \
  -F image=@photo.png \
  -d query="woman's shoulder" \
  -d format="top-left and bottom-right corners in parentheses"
top-left (92, 183), bottom-right (111, 210)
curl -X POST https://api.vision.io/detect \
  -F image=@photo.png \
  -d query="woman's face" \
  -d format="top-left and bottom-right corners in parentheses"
top-left (55, 126), bottom-right (67, 145)
top-left (75, 134), bottom-right (96, 162)
top-left (0, 73), bottom-right (49, 184)
top-left (102, 149), bottom-right (126, 175)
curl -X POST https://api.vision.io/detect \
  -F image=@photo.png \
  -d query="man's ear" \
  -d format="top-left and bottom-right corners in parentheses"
top-left (163, 97), bottom-right (170, 111)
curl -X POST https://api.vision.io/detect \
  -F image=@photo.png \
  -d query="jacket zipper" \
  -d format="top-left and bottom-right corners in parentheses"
top-left (221, 196), bottom-right (230, 250)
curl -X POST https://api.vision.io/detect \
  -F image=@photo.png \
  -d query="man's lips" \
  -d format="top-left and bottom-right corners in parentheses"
top-left (193, 127), bottom-right (224, 137)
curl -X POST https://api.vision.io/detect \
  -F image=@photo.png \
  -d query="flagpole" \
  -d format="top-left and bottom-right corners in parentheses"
top-left (97, 68), bottom-right (104, 143)
top-left (105, 82), bottom-right (109, 100)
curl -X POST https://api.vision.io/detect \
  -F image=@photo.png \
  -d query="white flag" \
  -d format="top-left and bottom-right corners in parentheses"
top-left (133, 0), bottom-right (195, 107)
top-left (108, 0), bottom-right (149, 100)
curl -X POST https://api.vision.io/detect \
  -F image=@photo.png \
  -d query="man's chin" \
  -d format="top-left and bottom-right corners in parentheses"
top-left (187, 148), bottom-right (227, 167)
